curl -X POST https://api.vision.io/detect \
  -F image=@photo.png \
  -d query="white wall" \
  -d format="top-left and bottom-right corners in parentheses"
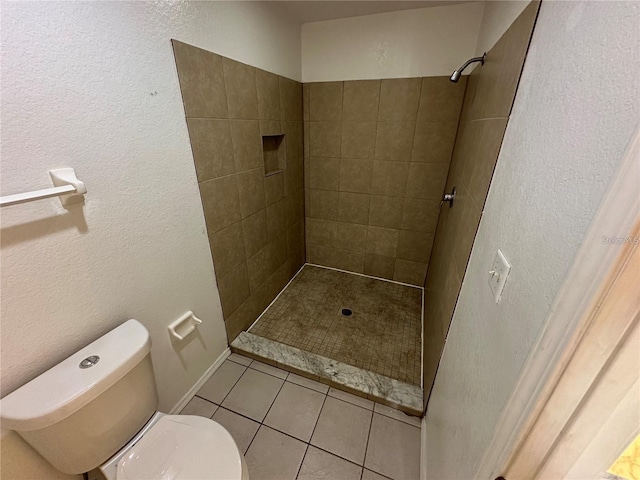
top-left (301, 3), bottom-right (485, 82)
top-left (425, 1), bottom-right (640, 479)
top-left (0, 1), bottom-right (300, 478)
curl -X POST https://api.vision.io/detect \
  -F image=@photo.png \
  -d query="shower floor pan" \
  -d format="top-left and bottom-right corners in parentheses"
top-left (231, 264), bottom-right (423, 415)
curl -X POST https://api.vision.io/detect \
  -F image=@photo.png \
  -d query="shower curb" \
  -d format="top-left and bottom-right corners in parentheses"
top-left (231, 331), bottom-right (423, 416)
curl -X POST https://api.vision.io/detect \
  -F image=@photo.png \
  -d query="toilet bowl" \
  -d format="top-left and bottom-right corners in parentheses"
top-left (93, 413), bottom-right (249, 480)
top-left (0, 320), bottom-right (249, 480)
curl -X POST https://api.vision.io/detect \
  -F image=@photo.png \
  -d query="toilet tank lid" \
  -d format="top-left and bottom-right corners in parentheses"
top-left (0, 319), bottom-right (151, 432)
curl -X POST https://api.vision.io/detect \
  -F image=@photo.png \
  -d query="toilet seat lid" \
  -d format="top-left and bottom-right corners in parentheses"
top-left (116, 415), bottom-right (243, 480)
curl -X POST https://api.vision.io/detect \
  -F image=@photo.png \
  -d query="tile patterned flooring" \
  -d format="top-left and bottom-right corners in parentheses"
top-left (250, 265), bottom-right (423, 385)
top-left (181, 353), bottom-right (421, 480)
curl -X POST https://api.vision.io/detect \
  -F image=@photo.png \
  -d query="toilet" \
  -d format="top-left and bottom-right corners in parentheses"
top-left (0, 320), bottom-right (249, 480)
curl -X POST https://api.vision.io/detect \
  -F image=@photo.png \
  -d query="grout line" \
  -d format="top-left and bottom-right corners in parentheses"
top-left (247, 360), bottom-right (290, 381)
top-left (362, 402), bottom-right (376, 472)
top-left (307, 389), bottom-right (329, 450)
top-left (295, 444), bottom-right (310, 480)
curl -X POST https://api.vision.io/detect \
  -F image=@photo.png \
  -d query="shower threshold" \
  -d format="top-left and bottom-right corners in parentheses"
top-left (230, 264), bottom-right (423, 415)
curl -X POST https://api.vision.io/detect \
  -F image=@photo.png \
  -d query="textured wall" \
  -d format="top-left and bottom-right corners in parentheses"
top-left (172, 41), bottom-right (305, 342)
top-left (0, 2), bottom-right (300, 479)
top-left (301, 3), bottom-right (485, 83)
top-left (422, 2), bottom-right (539, 408)
top-left (303, 78), bottom-right (466, 285)
top-left (425, 1), bottom-right (640, 478)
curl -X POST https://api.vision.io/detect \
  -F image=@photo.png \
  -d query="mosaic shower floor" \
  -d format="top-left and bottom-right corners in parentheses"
top-left (249, 264), bottom-right (423, 386)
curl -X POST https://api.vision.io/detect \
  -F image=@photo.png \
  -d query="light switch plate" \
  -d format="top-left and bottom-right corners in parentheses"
top-left (489, 249), bottom-right (511, 303)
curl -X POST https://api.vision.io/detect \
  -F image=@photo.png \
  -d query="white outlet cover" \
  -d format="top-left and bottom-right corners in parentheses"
top-left (489, 249), bottom-right (511, 303)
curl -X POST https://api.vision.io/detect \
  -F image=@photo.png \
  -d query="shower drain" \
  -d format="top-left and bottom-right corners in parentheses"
top-left (341, 308), bottom-right (353, 316)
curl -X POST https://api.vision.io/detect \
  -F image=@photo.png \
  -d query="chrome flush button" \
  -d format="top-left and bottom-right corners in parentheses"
top-left (79, 355), bottom-right (100, 369)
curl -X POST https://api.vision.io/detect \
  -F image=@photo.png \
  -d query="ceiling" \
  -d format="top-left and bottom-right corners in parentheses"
top-left (274, 1), bottom-right (473, 24)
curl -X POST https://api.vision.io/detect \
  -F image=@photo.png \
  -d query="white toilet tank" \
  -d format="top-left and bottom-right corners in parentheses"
top-left (0, 320), bottom-right (159, 474)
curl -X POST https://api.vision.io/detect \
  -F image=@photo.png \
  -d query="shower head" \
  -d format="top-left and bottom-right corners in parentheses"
top-left (450, 52), bottom-right (486, 82)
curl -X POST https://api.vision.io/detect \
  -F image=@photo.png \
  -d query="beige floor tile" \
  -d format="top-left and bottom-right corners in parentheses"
top-left (287, 373), bottom-right (330, 394)
top-left (211, 407), bottom-right (259, 454)
top-left (250, 360), bottom-right (289, 379)
top-left (180, 396), bottom-right (218, 418)
top-left (297, 446), bottom-right (362, 480)
top-left (228, 352), bottom-right (252, 366)
top-left (328, 387), bottom-right (374, 410)
top-left (245, 426), bottom-right (307, 480)
top-left (364, 413), bottom-right (421, 480)
top-left (373, 403), bottom-right (422, 427)
top-left (362, 469), bottom-right (392, 480)
top-left (310, 396), bottom-right (372, 465)
top-left (222, 368), bottom-right (284, 421)
top-left (197, 360), bottom-right (246, 404)
top-left (263, 382), bottom-right (325, 441)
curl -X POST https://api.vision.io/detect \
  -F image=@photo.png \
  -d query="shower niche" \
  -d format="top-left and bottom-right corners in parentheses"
top-left (262, 134), bottom-right (286, 175)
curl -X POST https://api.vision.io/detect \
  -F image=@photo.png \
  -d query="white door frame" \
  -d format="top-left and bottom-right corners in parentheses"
top-left (475, 127), bottom-right (640, 479)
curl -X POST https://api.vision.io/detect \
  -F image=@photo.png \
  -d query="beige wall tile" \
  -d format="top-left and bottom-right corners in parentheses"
top-left (464, 2), bottom-right (539, 121)
top-left (310, 82), bottom-right (343, 122)
top-left (393, 259), bottom-right (428, 286)
top-left (308, 244), bottom-right (365, 273)
top-left (230, 120), bottom-right (262, 173)
top-left (366, 226), bottom-right (399, 257)
top-left (172, 40), bottom-right (228, 118)
top-left (405, 163), bottom-right (449, 200)
top-left (449, 186), bottom-right (482, 277)
top-left (209, 222), bottom-right (246, 280)
top-left (218, 262), bottom-right (251, 316)
top-left (236, 168), bottom-right (266, 218)
top-left (397, 230), bottom-right (434, 263)
top-left (464, 118), bottom-right (508, 206)
top-left (374, 122), bottom-right (415, 161)
top-left (378, 78), bottom-right (421, 122)
top-left (401, 198), bottom-right (440, 232)
top-left (260, 119), bottom-right (282, 136)
top-left (222, 57), bottom-right (258, 119)
top-left (306, 217), bottom-right (338, 247)
top-left (371, 161), bottom-right (409, 197)
top-left (309, 189), bottom-right (340, 221)
top-left (280, 77), bottom-right (303, 121)
top-left (341, 122), bottom-right (376, 159)
top-left (187, 118), bottom-right (235, 182)
top-left (438, 258), bottom-right (462, 333)
top-left (338, 192), bottom-right (370, 225)
top-left (339, 158), bottom-right (373, 194)
top-left (309, 157), bottom-right (340, 190)
top-left (247, 246), bottom-right (270, 291)
top-left (336, 222), bottom-right (368, 252)
top-left (343, 80), bottom-right (381, 122)
top-left (303, 83), bottom-right (310, 122)
top-left (266, 199), bottom-right (287, 239)
top-left (264, 172), bottom-right (284, 205)
top-left (242, 209), bottom-right (269, 258)
top-left (200, 175), bottom-right (241, 233)
top-left (310, 122), bottom-right (342, 158)
top-left (364, 254), bottom-right (395, 280)
top-left (283, 121), bottom-right (303, 162)
top-left (256, 69), bottom-right (281, 120)
top-left (368, 195), bottom-right (403, 229)
top-left (411, 121), bottom-right (459, 164)
top-left (417, 76), bottom-right (466, 123)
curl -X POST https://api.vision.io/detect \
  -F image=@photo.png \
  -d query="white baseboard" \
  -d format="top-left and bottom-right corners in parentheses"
top-left (421, 416), bottom-right (427, 480)
top-left (169, 347), bottom-right (231, 414)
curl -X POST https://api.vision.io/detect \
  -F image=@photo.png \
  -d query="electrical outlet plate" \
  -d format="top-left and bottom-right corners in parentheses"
top-left (489, 249), bottom-right (511, 303)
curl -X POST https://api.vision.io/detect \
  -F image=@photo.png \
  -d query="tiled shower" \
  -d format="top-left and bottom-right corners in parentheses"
top-left (171, 0), bottom-right (539, 417)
